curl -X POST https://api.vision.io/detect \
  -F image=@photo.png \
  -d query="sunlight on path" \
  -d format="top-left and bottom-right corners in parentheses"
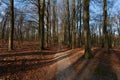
top-left (54, 56), bottom-right (73, 80)
top-left (53, 44), bottom-right (73, 80)
top-left (55, 44), bottom-right (72, 73)
top-left (53, 44), bottom-right (84, 80)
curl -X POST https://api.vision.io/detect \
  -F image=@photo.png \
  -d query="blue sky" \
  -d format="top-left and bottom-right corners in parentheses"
top-left (0, 0), bottom-right (120, 21)
top-left (0, 0), bottom-right (120, 35)
top-left (1, 0), bottom-right (120, 13)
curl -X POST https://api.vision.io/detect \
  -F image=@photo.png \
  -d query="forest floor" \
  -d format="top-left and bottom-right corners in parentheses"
top-left (0, 41), bottom-right (120, 80)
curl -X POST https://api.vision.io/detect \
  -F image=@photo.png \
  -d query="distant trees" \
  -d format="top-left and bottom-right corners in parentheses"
top-left (0, 0), bottom-right (120, 54)
top-left (1, 9), bottom-right (9, 40)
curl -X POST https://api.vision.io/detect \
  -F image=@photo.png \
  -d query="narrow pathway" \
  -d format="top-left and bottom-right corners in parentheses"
top-left (53, 44), bottom-right (84, 80)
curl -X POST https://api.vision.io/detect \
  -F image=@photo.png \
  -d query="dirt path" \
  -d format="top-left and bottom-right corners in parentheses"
top-left (53, 46), bottom-right (84, 80)
top-left (52, 48), bottom-right (120, 80)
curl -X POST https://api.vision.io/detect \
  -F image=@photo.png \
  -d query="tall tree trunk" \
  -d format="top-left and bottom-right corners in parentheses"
top-left (42, 0), bottom-right (45, 49)
top-left (78, 0), bottom-right (82, 47)
top-left (46, 0), bottom-right (49, 47)
top-left (53, 3), bottom-right (56, 45)
top-left (66, 0), bottom-right (71, 48)
top-left (1, 16), bottom-right (7, 40)
top-left (49, 1), bottom-right (52, 46)
top-left (56, 12), bottom-right (58, 43)
top-left (103, 0), bottom-right (109, 52)
top-left (72, 0), bottom-right (75, 49)
top-left (38, 0), bottom-right (45, 50)
top-left (8, 0), bottom-right (14, 51)
top-left (83, 0), bottom-right (93, 59)
top-left (38, 0), bottom-right (41, 49)
top-left (46, 0), bottom-right (51, 47)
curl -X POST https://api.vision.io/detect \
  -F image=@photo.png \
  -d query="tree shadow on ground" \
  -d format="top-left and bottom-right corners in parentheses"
top-left (111, 49), bottom-right (120, 62)
top-left (0, 49), bottom-right (79, 78)
top-left (52, 48), bottom-right (100, 80)
top-left (52, 56), bottom-right (87, 80)
top-left (0, 48), bottom-right (70, 58)
top-left (89, 49), bottom-right (118, 80)
top-left (52, 48), bottom-right (118, 80)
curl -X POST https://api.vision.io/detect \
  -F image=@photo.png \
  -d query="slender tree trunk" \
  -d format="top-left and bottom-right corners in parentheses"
top-left (1, 17), bottom-right (7, 40)
top-left (83, 0), bottom-right (93, 59)
top-left (46, 1), bottom-right (49, 47)
top-left (49, 1), bottom-right (52, 46)
top-left (72, 0), bottom-right (75, 49)
top-left (66, 0), bottom-right (71, 48)
top-left (103, 0), bottom-right (109, 53)
top-left (46, 0), bottom-right (51, 47)
top-left (56, 13), bottom-right (58, 43)
top-left (53, 5), bottom-right (56, 45)
top-left (78, 0), bottom-right (82, 47)
top-left (8, 0), bottom-right (14, 51)
top-left (42, 0), bottom-right (45, 49)
top-left (38, 0), bottom-right (45, 50)
top-left (38, 0), bottom-right (41, 49)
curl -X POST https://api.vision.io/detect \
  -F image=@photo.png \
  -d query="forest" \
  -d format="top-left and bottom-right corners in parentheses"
top-left (0, 0), bottom-right (120, 80)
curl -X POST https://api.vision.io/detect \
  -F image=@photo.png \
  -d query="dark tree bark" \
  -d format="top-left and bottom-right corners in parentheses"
top-left (103, 0), bottom-right (109, 52)
top-left (66, 0), bottom-right (71, 48)
top-left (38, 0), bottom-right (45, 50)
top-left (8, 0), bottom-right (14, 51)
